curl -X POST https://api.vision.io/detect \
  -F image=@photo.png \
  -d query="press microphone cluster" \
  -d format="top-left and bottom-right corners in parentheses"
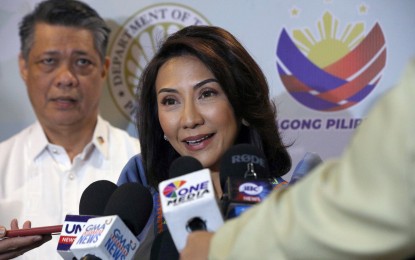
top-left (57, 180), bottom-right (118, 259)
top-left (158, 156), bottom-right (224, 252)
top-left (57, 180), bottom-right (153, 260)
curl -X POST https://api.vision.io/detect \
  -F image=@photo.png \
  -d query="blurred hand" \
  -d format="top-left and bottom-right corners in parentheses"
top-left (0, 219), bottom-right (52, 260)
top-left (180, 231), bottom-right (214, 260)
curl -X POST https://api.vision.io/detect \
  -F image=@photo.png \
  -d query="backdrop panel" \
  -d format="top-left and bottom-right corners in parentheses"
top-left (1, 0), bottom-right (414, 178)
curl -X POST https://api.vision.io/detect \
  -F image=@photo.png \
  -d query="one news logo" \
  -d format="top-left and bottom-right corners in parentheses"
top-left (239, 183), bottom-right (263, 196)
top-left (104, 228), bottom-right (137, 259)
top-left (276, 10), bottom-right (386, 111)
top-left (163, 180), bottom-right (210, 206)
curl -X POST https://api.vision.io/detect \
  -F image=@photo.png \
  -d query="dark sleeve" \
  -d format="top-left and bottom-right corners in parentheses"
top-left (117, 154), bottom-right (148, 186)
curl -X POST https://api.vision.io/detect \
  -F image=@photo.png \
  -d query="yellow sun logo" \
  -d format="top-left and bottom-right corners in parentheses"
top-left (276, 10), bottom-right (386, 111)
top-left (292, 11), bottom-right (365, 68)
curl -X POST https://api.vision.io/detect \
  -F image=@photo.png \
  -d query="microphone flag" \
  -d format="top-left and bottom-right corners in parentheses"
top-left (159, 169), bottom-right (224, 251)
top-left (70, 215), bottom-right (139, 260)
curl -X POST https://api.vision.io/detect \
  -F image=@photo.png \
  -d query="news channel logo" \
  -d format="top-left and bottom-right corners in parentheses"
top-left (276, 10), bottom-right (386, 111)
top-left (162, 180), bottom-right (187, 199)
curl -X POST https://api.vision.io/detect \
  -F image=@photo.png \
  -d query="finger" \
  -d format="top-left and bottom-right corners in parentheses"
top-left (22, 221), bottom-right (31, 229)
top-left (0, 227), bottom-right (5, 239)
top-left (10, 219), bottom-right (18, 230)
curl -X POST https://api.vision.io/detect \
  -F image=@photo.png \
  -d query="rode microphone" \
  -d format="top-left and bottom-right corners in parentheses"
top-left (57, 180), bottom-right (118, 260)
top-left (289, 152), bottom-right (323, 185)
top-left (220, 144), bottom-right (288, 219)
top-left (159, 156), bottom-right (224, 251)
top-left (70, 182), bottom-right (153, 260)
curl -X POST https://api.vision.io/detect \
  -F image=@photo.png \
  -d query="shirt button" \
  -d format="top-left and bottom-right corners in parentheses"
top-left (69, 174), bottom-right (75, 180)
top-left (52, 149), bottom-right (59, 154)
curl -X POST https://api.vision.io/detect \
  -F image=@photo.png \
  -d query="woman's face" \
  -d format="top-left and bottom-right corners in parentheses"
top-left (156, 55), bottom-right (238, 171)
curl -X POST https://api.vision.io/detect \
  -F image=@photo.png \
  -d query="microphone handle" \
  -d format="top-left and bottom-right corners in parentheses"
top-left (80, 254), bottom-right (102, 260)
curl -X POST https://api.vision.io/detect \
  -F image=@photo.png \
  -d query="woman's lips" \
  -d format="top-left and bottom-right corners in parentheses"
top-left (184, 134), bottom-right (214, 145)
top-left (183, 133), bottom-right (215, 151)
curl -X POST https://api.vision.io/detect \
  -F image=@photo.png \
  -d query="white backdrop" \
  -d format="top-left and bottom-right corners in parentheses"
top-left (1, 0), bottom-right (414, 178)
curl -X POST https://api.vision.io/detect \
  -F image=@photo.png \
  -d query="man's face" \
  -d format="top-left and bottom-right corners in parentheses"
top-left (19, 23), bottom-right (109, 130)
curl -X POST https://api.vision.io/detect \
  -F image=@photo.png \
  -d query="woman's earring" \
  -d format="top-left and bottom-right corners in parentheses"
top-left (242, 118), bottom-right (250, 126)
top-left (163, 135), bottom-right (168, 141)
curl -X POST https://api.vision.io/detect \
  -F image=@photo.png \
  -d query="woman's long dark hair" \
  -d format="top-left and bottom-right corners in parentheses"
top-left (137, 25), bottom-right (291, 188)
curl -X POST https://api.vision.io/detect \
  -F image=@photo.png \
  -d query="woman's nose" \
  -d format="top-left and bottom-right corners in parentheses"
top-left (181, 101), bottom-right (204, 129)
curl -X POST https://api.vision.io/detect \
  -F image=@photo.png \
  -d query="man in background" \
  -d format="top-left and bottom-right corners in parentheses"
top-left (0, 0), bottom-right (140, 258)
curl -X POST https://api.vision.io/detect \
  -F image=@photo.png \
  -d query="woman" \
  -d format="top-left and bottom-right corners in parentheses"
top-left (117, 25), bottom-right (291, 258)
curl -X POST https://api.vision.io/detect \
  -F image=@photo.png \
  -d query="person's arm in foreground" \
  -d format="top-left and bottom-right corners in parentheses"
top-left (0, 219), bottom-right (51, 260)
top-left (181, 59), bottom-right (415, 260)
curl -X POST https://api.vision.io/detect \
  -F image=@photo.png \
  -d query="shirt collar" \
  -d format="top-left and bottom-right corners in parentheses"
top-left (30, 116), bottom-right (109, 161)
top-left (30, 121), bottom-right (50, 161)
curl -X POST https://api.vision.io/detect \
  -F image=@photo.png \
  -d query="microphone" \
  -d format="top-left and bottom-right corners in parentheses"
top-left (150, 230), bottom-right (179, 260)
top-left (70, 182), bottom-right (153, 260)
top-left (220, 144), bottom-right (287, 219)
top-left (57, 180), bottom-right (118, 260)
top-left (289, 152), bottom-right (323, 185)
top-left (79, 180), bottom-right (118, 216)
top-left (168, 157), bottom-right (209, 232)
top-left (159, 156), bottom-right (224, 251)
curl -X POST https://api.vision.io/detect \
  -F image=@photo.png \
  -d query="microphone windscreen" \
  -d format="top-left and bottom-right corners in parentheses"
top-left (150, 230), bottom-right (179, 260)
top-left (290, 152), bottom-right (323, 184)
top-left (79, 180), bottom-right (118, 216)
top-left (219, 143), bottom-right (270, 184)
top-left (169, 156), bottom-right (203, 178)
top-left (103, 182), bottom-right (153, 236)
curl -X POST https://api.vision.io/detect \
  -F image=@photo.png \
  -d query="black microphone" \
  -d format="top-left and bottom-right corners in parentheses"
top-left (158, 156), bottom-right (224, 251)
top-left (168, 156), bottom-right (204, 178)
top-left (79, 180), bottom-right (118, 216)
top-left (103, 182), bottom-right (153, 236)
top-left (57, 180), bottom-right (118, 259)
top-left (220, 144), bottom-right (286, 219)
top-left (70, 182), bottom-right (153, 259)
top-left (150, 230), bottom-right (179, 260)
